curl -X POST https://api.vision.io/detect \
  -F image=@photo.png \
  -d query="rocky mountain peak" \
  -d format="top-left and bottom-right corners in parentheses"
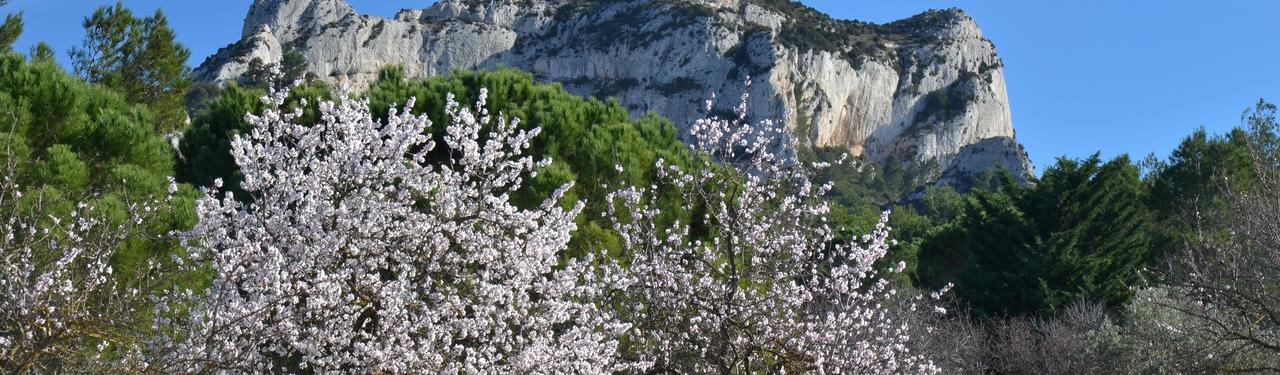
top-left (198, 0), bottom-right (1034, 188)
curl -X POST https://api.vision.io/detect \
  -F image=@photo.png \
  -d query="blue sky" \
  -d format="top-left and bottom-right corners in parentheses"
top-left (5, 1), bottom-right (1279, 173)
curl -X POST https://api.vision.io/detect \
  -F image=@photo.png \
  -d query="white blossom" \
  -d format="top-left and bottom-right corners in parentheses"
top-left (154, 84), bottom-right (633, 374)
top-left (0, 175), bottom-right (176, 373)
top-left (602, 82), bottom-right (943, 374)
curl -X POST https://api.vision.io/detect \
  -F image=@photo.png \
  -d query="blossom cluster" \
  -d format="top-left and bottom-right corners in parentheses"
top-left (0, 172), bottom-right (181, 373)
top-left (602, 81), bottom-right (942, 374)
top-left (151, 85), bottom-right (633, 373)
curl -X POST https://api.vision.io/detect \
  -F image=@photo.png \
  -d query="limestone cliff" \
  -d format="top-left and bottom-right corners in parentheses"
top-left (196, 0), bottom-right (1035, 184)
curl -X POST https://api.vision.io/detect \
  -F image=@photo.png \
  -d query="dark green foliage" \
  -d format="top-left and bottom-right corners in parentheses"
top-left (177, 67), bottom-right (696, 256)
top-left (0, 13), bottom-right (20, 53)
top-left (239, 57), bottom-right (272, 89)
top-left (1142, 128), bottom-right (1253, 260)
top-left (1034, 155), bottom-right (1152, 310)
top-left (914, 78), bottom-right (976, 125)
top-left (0, 52), bottom-right (197, 277)
top-left (650, 77), bottom-right (700, 95)
top-left (918, 185), bottom-right (967, 219)
top-left (595, 78), bottom-right (640, 98)
top-left (547, 0), bottom-right (719, 52)
top-left (778, 21), bottom-right (842, 52)
top-left (28, 42), bottom-right (54, 62)
top-left (757, 2), bottom-right (959, 67)
top-left (176, 80), bottom-right (329, 198)
top-left (1150, 100), bottom-right (1280, 197)
top-left (69, 2), bottom-right (192, 133)
top-left (873, 186), bottom-right (967, 288)
top-left (365, 68), bottom-right (695, 255)
top-left (182, 81), bottom-right (221, 118)
top-left (175, 83), bottom-right (265, 197)
top-left (281, 50), bottom-right (309, 82)
top-left (1142, 101), bottom-right (1279, 268)
top-left (1245, 100), bottom-right (1280, 162)
top-left (363, 20), bottom-right (385, 47)
top-left (897, 100), bottom-right (1276, 320)
top-left (925, 188), bottom-right (1046, 316)
top-left (240, 50), bottom-right (310, 90)
top-left (724, 29), bottom-right (772, 80)
top-left (1144, 128), bottom-right (1254, 214)
top-left (800, 146), bottom-right (939, 208)
top-left (882, 8), bottom-right (968, 37)
top-left (795, 145), bottom-right (943, 289)
top-left (918, 155), bottom-right (1153, 317)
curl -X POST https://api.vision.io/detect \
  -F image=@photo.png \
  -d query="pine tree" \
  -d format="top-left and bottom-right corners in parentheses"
top-left (28, 41), bottom-right (53, 62)
top-left (0, 13), bottom-right (20, 52)
top-left (70, 2), bottom-right (191, 132)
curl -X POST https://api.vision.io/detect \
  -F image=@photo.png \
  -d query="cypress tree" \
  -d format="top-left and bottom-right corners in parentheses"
top-left (919, 155), bottom-right (1153, 317)
top-left (1034, 154), bottom-right (1151, 311)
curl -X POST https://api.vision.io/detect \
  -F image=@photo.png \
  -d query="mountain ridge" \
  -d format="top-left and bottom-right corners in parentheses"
top-left (196, 0), bottom-right (1035, 187)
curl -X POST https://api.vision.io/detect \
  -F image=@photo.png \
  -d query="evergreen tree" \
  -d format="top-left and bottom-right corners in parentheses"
top-left (1033, 155), bottom-right (1151, 310)
top-left (175, 82), bottom-right (267, 196)
top-left (0, 50), bottom-right (197, 285)
top-left (239, 50), bottom-right (309, 90)
top-left (1144, 129), bottom-right (1252, 215)
top-left (69, 2), bottom-right (191, 132)
top-left (0, 13), bottom-right (20, 52)
top-left (0, 43), bottom-right (201, 370)
top-left (917, 175), bottom-right (1045, 317)
top-left (281, 49), bottom-right (309, 82)
top-left (1142, 103), bottom-right (1278, 267)
top-left (919, 155), bottom-right (1153, 317)
top-left (28, 41), bottom-right (53, 62)
top-left (181, 81), bottom-right (220, 117)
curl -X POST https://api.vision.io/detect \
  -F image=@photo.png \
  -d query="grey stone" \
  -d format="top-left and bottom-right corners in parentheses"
top-left (196, 0), bottom-right (1035, 184)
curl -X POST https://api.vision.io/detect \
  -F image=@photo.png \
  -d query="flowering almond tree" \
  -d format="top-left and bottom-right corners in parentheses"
top-left (603, 85), bottom-right (942, 374)
top-left (154, 86), bottom-right (633, 373)
top-left (0, 174), bottom-right (181, 373)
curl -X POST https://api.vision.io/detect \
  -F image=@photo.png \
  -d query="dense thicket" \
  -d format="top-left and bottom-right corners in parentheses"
top-left (865, 101), bottom-right (1280, 374)
top-left (1152, 101), bottom-right (1280, 371)
top-left (0, 50), bottom-right (196, 270)
top-left (0, 23), bottom-right (196, 371)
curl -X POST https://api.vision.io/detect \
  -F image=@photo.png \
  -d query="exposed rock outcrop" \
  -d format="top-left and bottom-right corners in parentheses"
top-left (196, 0), bottom-right (1035, 185)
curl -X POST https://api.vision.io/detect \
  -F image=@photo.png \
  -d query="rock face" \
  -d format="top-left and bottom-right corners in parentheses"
top-left (196, 0), bottom-right (1035, 184)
